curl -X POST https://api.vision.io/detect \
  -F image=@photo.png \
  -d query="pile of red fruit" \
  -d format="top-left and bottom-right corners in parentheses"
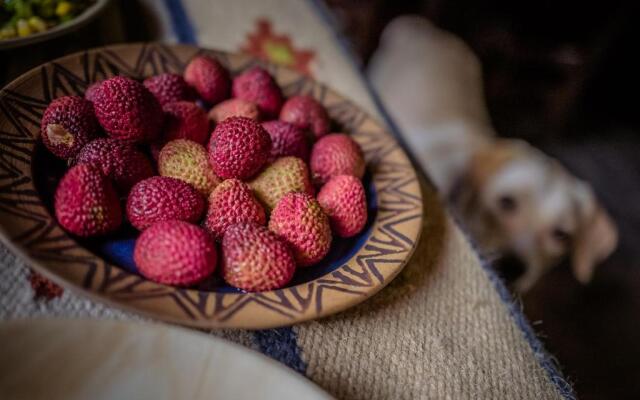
top-left (41, 55), bottom-right (368, 292)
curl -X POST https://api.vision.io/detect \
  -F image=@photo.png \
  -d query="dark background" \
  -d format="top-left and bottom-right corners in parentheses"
top-left (1, 1), bottom-right (638, 398)
top-left (325, 0), bottom-right (640, 398)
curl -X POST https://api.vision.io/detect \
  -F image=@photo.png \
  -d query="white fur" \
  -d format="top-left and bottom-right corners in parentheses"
top-left (368, 16), bottom-right (492, 193)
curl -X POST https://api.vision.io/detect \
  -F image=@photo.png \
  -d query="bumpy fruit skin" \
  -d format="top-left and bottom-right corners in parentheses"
top-left (269, 192), bottom-right (332, 266)
top-left (40, 96), bottom-right (99, 160)
top-left (262, 120), bottom-right (309, 162)
top-left (279, 95), bottom-right (330, 139)
top-left (249, 156), bottom-right (313, 211)
top-left (158, 139), bottom-right (220, 195)
top-left (76, 138), bottom-right (154, 193)
top-left (84, 81), bottom-right (102, 102)
top-left (310, 133), bottom-right (365, 185)
top-left (222, 223), bottom-right (296, 291)
top-left (232, 67), bottom-right (283, 118)
top-left (55, 164), bottom-right (122, 237)
top-left (92, 76), bottom-right (163, 142)
top-left (126, 176), bottom-right (205, 230)
top-left (208, 116), bottom-right (271, 180)
top-left (134, 220), bottom-right (216, 286)
top-left (205, 179), bottom-right (266, 240)
top-left (317, 175), bottom-right (368, 237)
top-left (162, 101), bottom-right (210, 144)
top-left (143, 73), bottom-right (196, 106)
top-left (208, 98), bottom-right (260, 123)
top-left (184, 55), bottom-right (230, 104)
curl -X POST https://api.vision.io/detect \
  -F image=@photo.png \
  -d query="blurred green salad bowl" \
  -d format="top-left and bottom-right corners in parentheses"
top-left (0, 0), bottom-right (109, 49)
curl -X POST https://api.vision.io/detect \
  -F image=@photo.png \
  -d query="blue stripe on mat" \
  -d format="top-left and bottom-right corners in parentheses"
top-left (164, 0), bottom-right (308, 375)
top-left (253, 328), bottom-right (307, 374)
top-left (307, 0), bottom-right (576, 398)
top-left (162, 0), bottom-right (197, 44)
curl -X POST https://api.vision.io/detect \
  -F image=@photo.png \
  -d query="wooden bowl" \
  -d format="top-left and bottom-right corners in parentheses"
top-left (0, 43), bottom-right (422, 329)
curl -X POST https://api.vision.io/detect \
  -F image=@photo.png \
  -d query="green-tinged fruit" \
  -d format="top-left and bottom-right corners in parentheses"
top-left (249, 156), bottom-right (313, 211)
top-left (158, 139), bottom-right (221, 196)
top-left (268, 192), bottom-right (332, 266)
top-left (222, 223), bottom-right (296, 291)
top-left (205, 179), bottom-right (266, 240)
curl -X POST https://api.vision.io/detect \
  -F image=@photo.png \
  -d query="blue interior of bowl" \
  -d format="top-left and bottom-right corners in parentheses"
top-left (34, 143), bottom-right (378, 293)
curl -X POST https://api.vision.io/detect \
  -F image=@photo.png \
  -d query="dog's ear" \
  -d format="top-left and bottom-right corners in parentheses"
top-left (466, 139), bottom-right (526, 189)
top-left (571, 186), bottom-right (618, 284)
top-left (451, 139), bottom-right (525, 251)
top-left (454, 140), bottom-right (509, 214)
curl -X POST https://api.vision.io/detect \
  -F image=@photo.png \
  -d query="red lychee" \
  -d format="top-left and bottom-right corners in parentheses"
top-left (317, 175), bottom-right (368, 237)
top-left (310, 133), bottom-right (365, 185)
top-left (92, 76), bottom-right (163, 142)
top-left (143, 73), bottom-right (196, 106)
top-left (54, 164), bottom-right (122, 237)
top-left (134, 220), bottom-right (217, 286)
top-left (84, 81), bottom-right (102, 103)
top-left (279, 95), bottom-right (330, 139)
top-left (184, 55), bottom-right (230, 104)
top-left (208, 116), bottom-right (271, 180)
top-left (262, 120), bottom-right (309, 162)
top-left (40, 96), bottom-right (99, 160)
top-left (208, 98), bottom-right (260, 123)
top-left (232, 67), bottom-right (283, 118)
top-left (76, 138), bottom-right (154, 193)
top-left (126, 176), bottom-right (205, 230)
top-left (162, 101), bottom-right (210, 145)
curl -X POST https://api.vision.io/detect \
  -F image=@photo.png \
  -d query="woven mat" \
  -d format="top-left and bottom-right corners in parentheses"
top-left (0, 1), bottom-right (574, 398)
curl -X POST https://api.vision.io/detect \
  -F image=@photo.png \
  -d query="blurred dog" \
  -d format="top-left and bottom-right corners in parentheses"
top-left (368, 16), bottom-right (618, 292)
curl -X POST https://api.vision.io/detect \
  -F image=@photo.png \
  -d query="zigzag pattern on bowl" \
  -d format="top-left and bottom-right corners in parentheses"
top-left (0, 43), bottom-right (422, 328)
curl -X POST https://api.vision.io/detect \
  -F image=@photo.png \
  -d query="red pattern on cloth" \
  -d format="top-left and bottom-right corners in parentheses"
top-left (28, 270), bottom-right (64, 301)
top-left (242, 19), bottom-right (315, 76)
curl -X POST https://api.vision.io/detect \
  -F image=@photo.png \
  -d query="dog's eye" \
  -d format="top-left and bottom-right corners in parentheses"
top-left (551, 228), bottom-right (571, 244)
top-left (498, 195), bottom-right (517, 213)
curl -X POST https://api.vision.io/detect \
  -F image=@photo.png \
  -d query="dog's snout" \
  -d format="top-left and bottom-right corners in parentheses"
top-left (494, 253), bottom-right (527, 284)
top-left (512, 233), bottom-right (537, 254)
